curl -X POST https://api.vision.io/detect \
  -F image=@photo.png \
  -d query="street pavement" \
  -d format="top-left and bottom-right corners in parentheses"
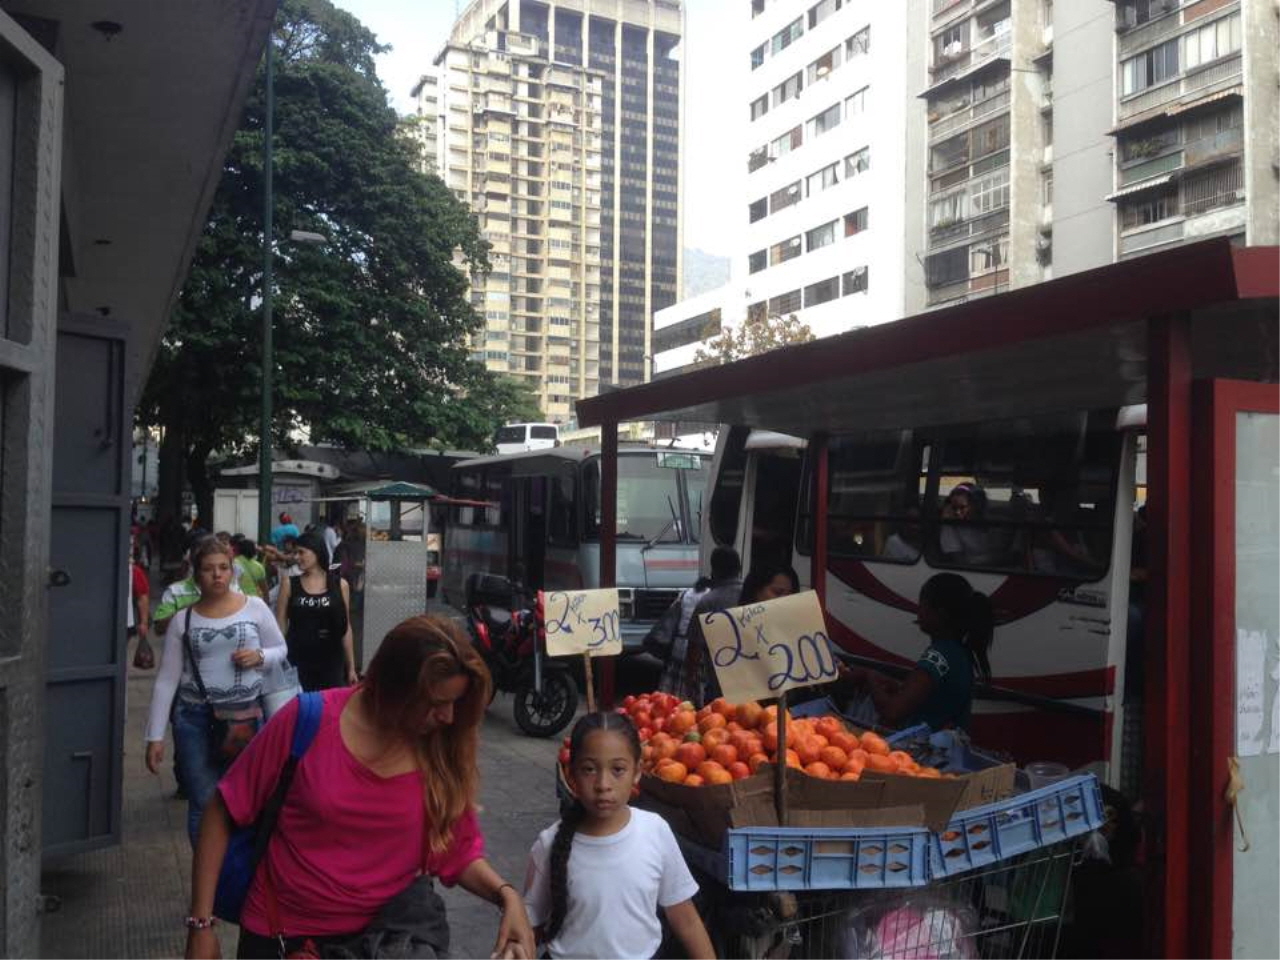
top-left (39, 635), bottom-right (660, 958)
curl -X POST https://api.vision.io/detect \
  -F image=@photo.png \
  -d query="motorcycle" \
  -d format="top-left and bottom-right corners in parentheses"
top-left (465, 573), bottom-right (578, 738)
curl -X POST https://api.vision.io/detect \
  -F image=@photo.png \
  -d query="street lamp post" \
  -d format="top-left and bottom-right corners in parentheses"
top-left (258, 33), bottom-right (275, 545)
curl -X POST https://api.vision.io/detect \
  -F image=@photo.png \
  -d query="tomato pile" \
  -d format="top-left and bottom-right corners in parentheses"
top-left (564, 692), bottom-right (954, 788)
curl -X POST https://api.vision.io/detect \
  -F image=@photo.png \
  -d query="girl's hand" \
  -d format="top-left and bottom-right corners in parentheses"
top-left (185, 926), bottom-right (220, 959)
top-left (230, 648), bottom-right (266, 670)
top-left (345, 663), bottom-right (359, 686)
top-left (146, 741), bottom-right (164, 774)
top-left (492, 887), bottom-right (535, 960)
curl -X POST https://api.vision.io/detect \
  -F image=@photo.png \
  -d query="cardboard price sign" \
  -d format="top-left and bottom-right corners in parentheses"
top-left (539, 588), bottom-right (623, 658)
top-left (700, 590), bottom-right (838, 703)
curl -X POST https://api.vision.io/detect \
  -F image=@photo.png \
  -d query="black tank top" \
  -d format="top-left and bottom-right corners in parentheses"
top-left (285, 573), bottom-right (348, 670)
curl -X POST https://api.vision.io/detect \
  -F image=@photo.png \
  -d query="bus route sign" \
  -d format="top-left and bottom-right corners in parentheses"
top-left (539, 588), bottom-right (623, 658)
top-left (700, 590), bottom-right (839, 703)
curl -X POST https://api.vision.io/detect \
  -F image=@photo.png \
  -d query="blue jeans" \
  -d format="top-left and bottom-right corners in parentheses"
top-left (172, 701), bottom-right (259, 847)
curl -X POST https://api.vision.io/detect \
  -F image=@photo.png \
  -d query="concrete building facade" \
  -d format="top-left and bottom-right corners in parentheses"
top-left (438, 0), bottom-right (683, 421)
top-left (409, 73), bottom-right (440, 174)
top-left (1106, 0), bottom-right (1279, 260)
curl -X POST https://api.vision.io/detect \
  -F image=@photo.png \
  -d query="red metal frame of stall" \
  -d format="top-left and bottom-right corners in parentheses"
top-left (576, 239), bottom-right (1279, 957)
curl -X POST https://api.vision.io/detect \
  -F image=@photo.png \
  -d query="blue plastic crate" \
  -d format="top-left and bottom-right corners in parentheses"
top-left (928, 774), bottom-right (1104, 879)
top-left (723, 825), bottom-right (932, 891)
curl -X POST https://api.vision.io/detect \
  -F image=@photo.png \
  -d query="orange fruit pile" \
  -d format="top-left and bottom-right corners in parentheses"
top-left (603, 692), bottom-right (951, 787)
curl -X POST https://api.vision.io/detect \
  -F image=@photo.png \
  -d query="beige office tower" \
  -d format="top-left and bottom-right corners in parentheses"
top-left (437, 1), bottom-right (683, 422)
top-left (409, 74), bottom-right (441, 175)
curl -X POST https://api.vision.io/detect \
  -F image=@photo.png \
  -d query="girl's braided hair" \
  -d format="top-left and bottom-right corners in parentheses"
top-left (544, 711), bottom-right (641, 941)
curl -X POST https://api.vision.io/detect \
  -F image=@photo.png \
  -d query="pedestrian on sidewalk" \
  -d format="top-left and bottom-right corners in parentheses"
top-left (144, 537), bottom-right (288, 845)
top-left (523, 712), bottom-right (716, 960)
top-left (274, 532), bottom-right (357, 690)
top-left (184, 615), bottom-right (536, 960)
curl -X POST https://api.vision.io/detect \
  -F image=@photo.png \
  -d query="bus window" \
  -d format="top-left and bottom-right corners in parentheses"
top-left (484, 469), bottom-right (507, 527)
top-left (826, 430), bottom-right (923, 563)
top-left (455, 471), bottom-right (481, 526)
top-left (750, 454), bottom-right (802, 569)
top-left (583, 455), bottom-right (688, 542)
top-left (709, 426), bottom-right (750, 546)
top-left (547, 469), bottom-right (577, 546)
top-left (924, 411), bottom-right (1121, 578)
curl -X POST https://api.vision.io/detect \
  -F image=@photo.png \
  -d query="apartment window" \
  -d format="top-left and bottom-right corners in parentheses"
top-left (970, 238), bottom-right (1008, 274)
top-left (1182, 14), bottom-right (1241, 71)
top-left (770, 236), bottom-right (803, 265)
top-left (808, 47), bottom-right (841, 85)
top-left (770, 180), bottom-right (803, 212)
top-left (1183, 103), bottom-right (1242, 142)
top-left (846, 26), bottom-right (870, 59)
top-left (749, 249), bottom-right (768, 273)
top-left (1182, 160), bottom-right (1243, 215)
top-left (1042, 171), bottom-right (1054, 208)
top-left (809, 0), bottom-right (843, 30)
top-left (748, 300), bottom-right (768, 324)
top-left (845, 147), bottom-right (870, 177)
top-left (930, 189), bottom-right (967, 228)
top-left (970, 167), bottom-right (1011, 215)
top-left (845, 86), bottom-right (868, 118)
top-left (1120, 185), bottom-right (1178, 230)
top-left (842, 266), bottom-right (869, 295)
top-left (1121, 38), bottom-right (1179, 96)
top-left (809, 102), bottom-right (842, 138)
top-left (807, 162), bottom-right (840, 196)
top-left (925, 248), bottom-right (968, 286)
top-left (844, 207), bottom-right (868, 236)
top-left (770, 288), bottom-right (803, 314)
top-left (773, 72), bottom-right (804, 107)
top-left (771, 125), bottom-right (803, 158)
top-left (806, 220), bottom-right (837, 252)
top-left (805, 276), bottom-right (840, 307)
top-left (936, 23), bottom-right (968, 61)
top-left (973, 114), bottom-right (1010, 159)
top-left (749, 197), bottom-right (768, 223)
top-left (750, 94), bottom-right (769, 121)
top-left (751, 43), bottom-right (766, 70)
top-left (748, 145), bottom-right (770, 173)
top-left (772, 17), bottom-right (804, 55)
top-left (752, 0), bottom-right (767, 16)
top-left (1120, 127), bottom-right (1179, 163)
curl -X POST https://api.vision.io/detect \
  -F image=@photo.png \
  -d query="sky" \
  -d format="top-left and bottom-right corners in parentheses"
top-left (333, 0), bottom-right (738, 259)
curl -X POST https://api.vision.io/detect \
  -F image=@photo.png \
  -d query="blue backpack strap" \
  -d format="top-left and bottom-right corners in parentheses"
top-left (289, 691), bottom-right (323, 759)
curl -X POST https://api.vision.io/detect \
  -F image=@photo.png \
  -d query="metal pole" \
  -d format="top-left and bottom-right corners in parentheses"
top-left (258, 33), bottom-right (275, 545)
top-left (598, 421), bottom-right (618, 708)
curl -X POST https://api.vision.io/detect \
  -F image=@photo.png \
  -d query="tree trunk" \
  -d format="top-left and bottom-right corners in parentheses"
top-left (186, 444), bottom-right (215, 532)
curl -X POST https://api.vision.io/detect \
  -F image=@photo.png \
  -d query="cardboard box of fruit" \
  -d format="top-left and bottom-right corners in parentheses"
top-left (614, 692), bottom-right (1014, 849)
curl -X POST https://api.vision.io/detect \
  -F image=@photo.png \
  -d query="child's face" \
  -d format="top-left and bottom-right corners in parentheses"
top-left (569, 729), bottom-right (640, 820)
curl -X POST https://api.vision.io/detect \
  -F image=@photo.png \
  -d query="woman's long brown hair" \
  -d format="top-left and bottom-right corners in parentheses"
top-left (361, 615), bottom-right (492, 852)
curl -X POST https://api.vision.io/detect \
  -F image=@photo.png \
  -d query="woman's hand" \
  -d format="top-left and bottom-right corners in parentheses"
top-left (345, 662), bottom-right (359, 686)
top-left (230, 648), bottom-right (266, 670)
top-left (492, 886), bottom-right (535, 960)
top-left (146, 741), bottom-right (165, 774)
top-left (184, 926), bottom-right (220, 960)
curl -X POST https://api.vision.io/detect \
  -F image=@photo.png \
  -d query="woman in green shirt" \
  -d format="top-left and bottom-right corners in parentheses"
top-left (854, 573), bottom-right (994, 731)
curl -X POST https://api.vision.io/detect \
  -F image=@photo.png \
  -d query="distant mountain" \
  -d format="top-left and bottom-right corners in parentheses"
top-left (683, 248), bottom-right (731, 299)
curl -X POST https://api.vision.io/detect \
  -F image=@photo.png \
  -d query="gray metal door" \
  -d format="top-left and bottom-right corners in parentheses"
top-left (43, 316), bottom-right (131, 857)
top-left (0, 13), bottom-right (64, 955)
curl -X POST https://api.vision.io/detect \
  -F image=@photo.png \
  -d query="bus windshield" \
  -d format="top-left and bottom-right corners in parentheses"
top-left (584, 454), bottom-right (690, 543)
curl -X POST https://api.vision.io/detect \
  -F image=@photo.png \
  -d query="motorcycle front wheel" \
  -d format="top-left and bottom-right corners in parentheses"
top-left (513, 671), bottom-right (578, 738)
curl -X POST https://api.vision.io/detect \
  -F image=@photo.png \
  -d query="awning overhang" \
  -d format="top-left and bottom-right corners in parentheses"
top-left (1106, 174), bottom-right (1174, 202)
top-left (575, 240), bottom-right (1279, 436)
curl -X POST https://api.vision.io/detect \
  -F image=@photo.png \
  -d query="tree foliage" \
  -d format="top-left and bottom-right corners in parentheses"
top-left (140, 0), bottom-right (538, 520)
top-left (693, 312), bottom-right (816, 365)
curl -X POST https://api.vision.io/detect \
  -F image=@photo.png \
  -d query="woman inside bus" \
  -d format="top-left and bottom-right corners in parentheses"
top-left (938, 483), bottom-right (997, 567)
top-left (846, 572), bottom-right (994, 731)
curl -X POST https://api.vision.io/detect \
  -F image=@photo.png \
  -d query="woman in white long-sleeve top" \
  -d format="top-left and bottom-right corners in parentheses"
top-left (144, 536), bottom-right (288, 845)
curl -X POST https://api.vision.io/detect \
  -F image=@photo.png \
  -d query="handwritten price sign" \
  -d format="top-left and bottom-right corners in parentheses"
top-left (700, 590), bottom-right (838, 703)
top-left (539, 588), bottom-right (623, 658)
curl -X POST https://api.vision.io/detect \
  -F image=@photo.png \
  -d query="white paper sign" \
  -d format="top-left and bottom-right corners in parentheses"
top-left (1237, 628), bottom-right (1266, 757)
top-left (699, 590), bottom-right (838, 704)
top-left (539, 588), bottom-right (623, 658)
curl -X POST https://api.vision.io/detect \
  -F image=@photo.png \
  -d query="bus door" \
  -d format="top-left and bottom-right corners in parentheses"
top-left (744, 447), bottom-right (803, 574)
top-left (508, 475), bottom-right (548, 591)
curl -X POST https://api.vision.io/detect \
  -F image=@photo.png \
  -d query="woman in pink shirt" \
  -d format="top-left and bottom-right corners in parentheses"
top-left (184, 616), bottom-right (535, 959)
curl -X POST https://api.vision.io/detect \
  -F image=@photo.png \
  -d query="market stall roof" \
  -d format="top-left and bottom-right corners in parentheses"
top-left (576, 240), bottom-right (1278, 435)
top-left (364, 481), bottom-right (437, 500)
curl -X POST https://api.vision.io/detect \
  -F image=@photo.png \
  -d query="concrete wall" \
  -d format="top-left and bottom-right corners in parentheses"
top-left (1243, 0), bottom-right (1279, 245)
top-left (1052, 0), bottom-right (1119, 275)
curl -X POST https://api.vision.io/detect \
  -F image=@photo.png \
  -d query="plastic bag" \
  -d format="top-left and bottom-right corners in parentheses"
top-left (132, 634), bottom-right (156, 670)
top-left (836, 892), bottom-right (977, 960)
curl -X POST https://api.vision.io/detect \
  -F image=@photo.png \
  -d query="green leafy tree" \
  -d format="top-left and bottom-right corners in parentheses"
top-left (693, 312), bottom-right (816, 365)
top-left (140, 0), bottom-right (534, 524)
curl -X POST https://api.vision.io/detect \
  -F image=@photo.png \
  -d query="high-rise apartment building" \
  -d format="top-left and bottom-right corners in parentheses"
top-left (1107, 0), bottom-right (1278, 260)
top-left (409, 74), bottom-right (441, 175)
top-left (437, 0), bottom-right (683, 421)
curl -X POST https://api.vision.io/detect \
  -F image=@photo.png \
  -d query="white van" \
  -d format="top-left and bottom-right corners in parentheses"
top-left (494, 422), bottom-right (560, 455)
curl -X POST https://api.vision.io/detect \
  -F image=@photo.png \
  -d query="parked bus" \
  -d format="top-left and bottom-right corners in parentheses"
top-left (493, 422), bottom-right (560, 455)
top-left (442, 445), bottom-right (704, 649)
top-left (702, 410), bottom-right (1145, 777)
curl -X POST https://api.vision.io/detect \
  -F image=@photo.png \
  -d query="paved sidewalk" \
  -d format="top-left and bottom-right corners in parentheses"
top-left (40, 646), bottom-right (564, 959)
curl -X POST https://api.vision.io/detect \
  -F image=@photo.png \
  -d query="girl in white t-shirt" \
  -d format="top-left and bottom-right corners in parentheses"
top-left (523, 712), bottom-right (715, 959)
